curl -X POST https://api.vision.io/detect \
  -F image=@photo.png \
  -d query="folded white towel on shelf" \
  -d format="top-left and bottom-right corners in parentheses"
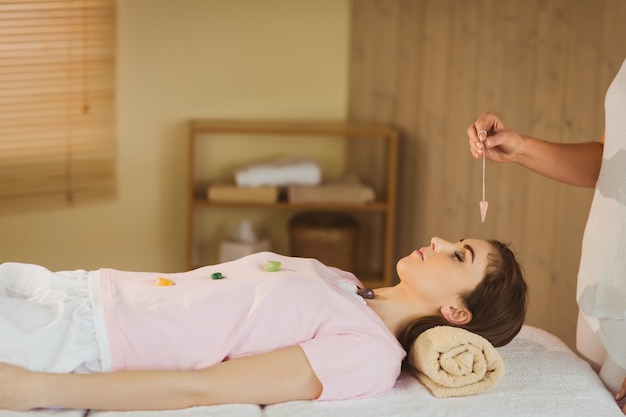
top-left (235, 158), bottom-right (321, 187)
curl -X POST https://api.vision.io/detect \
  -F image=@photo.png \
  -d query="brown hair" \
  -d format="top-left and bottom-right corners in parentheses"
top-left (397, 239), bottom-right (527, 373)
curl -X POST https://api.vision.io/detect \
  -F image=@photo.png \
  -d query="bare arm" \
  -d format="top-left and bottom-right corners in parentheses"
top-left (468, 112), bottom-right (604, 188)
top-left (509, 136), bottom-right (603, 187)
top-left (0, 345), bottom-right (322, 411)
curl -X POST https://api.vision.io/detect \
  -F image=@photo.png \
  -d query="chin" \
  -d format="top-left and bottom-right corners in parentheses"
top-left (395, 256), bottom-right (411, 279)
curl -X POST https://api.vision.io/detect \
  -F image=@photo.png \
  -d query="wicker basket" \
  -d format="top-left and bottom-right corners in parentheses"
top-left (289, 212), bottom-right (358, 271)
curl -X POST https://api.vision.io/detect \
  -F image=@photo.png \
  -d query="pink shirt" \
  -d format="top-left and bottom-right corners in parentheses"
top-left (93, 252), bottom-right (406, 400)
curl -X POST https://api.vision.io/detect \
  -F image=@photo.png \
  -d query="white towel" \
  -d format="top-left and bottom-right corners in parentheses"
top-left (235, 158), bottom-right (321, 187)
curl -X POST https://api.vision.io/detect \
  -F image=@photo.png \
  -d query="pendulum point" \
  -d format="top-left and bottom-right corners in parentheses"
top-left (479, 200), bottom-right (489, 223)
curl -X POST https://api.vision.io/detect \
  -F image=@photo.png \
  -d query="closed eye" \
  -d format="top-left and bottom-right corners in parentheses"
top-left (458, 239), bottom-right (475, 264)
top-left (455, 251), bottom-right (465, 262)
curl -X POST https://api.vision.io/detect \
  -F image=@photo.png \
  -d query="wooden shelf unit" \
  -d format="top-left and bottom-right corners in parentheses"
top-left (187, 120), bottom-right (399, 288)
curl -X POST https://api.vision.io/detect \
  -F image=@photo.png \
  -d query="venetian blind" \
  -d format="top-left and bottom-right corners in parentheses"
top-left (0, 0), bottom-right (116, 212)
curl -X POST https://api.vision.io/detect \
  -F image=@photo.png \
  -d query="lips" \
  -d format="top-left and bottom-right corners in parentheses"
top-left (415, 249), bottom-right (424, 260)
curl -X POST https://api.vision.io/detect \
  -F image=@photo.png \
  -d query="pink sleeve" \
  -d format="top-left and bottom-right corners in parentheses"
top-left (300, 331), bottom-right (404, 400)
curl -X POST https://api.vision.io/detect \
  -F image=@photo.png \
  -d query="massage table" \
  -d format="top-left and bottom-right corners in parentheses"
top-left (5, 325), bottom-right (623, 417)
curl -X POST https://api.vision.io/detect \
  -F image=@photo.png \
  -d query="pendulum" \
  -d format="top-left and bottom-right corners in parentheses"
top-left (357, 287), bottom-right (375, 299)
top-left (479, 131), bottom-right (489, 223)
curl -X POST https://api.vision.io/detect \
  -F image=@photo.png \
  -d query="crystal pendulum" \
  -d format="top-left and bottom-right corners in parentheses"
top-left (479, 140), bottom-right (489, 223)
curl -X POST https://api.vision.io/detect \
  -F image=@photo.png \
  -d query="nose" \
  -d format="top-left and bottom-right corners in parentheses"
top-left (430, 237), bottom-right (440, 252)
top-left (430, 237), bottom-right (451, 253)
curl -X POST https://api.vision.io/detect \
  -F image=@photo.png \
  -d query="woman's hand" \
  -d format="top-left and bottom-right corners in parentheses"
top-left (467, 112), bottom-right (524, 163)
top-left (0, 362), bottom-right (41, 411)
top-left (467, 111), bottom-right (603, 187)
top-left (616, 376), bottom-right (626, 414)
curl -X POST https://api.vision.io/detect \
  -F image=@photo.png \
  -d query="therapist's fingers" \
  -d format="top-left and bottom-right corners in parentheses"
top-left (467, 126), bottom-right (484, 159)
top-left (616, 376), bottom-right (626, 401)
top-left (616, 376), bottom-right (626, 414)
top-left (467, 113), bottom-right (496, 158)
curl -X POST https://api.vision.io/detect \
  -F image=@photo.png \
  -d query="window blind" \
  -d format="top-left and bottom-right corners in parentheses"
top-left (0, 0), bottom-right (116, 213)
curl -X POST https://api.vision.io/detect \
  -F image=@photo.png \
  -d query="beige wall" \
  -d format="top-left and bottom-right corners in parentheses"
top-left (0, 0), bottom-right (350, 272)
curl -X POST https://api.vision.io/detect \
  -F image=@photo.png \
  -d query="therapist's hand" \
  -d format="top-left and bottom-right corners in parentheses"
top-left (616, 376), bottom-right (626, 414)
top-left (467, 112), bottom-right (524, 163)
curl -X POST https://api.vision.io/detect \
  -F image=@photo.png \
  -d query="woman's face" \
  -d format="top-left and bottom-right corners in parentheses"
top-left (396, 237), bottom-right (492, 310)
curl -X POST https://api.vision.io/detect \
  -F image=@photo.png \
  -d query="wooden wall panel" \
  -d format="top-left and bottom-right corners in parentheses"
top-left (348, 0), bottom-right (626, 349)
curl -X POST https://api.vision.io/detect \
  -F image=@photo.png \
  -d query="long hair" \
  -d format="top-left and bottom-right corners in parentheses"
top-left (397, 239), bottom-right (527, 373)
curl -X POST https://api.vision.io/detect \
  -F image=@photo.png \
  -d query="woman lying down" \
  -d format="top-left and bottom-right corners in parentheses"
top-left (0, 237), bottom-right (527, 411)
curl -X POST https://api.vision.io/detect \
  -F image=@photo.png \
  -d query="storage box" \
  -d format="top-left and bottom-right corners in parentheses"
top-left (208, 184), bottom-right (278, 203)
top-left (289, 212), bottom-right (357, 271)
top-left (288, 183), bottom-right (375, 204)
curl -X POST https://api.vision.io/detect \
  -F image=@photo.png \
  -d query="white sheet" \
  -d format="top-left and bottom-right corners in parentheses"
top-left (87, 405), bottom-right (262, 417)
top-left (0, 326), bottom-right (621, 417)
top-left (0, 410), bottom-right (86, 417)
